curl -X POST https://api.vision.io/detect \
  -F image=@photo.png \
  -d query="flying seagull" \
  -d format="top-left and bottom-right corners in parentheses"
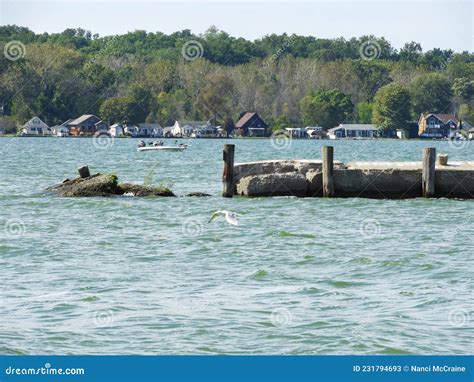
top-left (208, 210), bottom-right (239, 226)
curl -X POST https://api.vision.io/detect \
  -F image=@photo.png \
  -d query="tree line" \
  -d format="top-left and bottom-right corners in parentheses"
top-left (0, 25), bottom-right (473, 134)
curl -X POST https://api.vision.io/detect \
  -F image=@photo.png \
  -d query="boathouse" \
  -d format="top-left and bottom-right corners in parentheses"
top-left (235, 112), bottom-right (268, 137)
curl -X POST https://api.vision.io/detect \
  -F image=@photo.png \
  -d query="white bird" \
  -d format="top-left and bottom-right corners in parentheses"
top-left (208, 210), bottom-right (239, 226)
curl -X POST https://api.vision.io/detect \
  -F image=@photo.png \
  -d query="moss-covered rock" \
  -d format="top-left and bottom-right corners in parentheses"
top-left (46, 174), bottom-right (119, 197)
top-left (117, 183), bottom-right (175, 197)
top-left (46, 174), bottom-right (175, 197)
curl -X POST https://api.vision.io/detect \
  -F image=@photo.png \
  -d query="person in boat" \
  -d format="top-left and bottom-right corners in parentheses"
top-left (138, 140), bottom-right (146, 148)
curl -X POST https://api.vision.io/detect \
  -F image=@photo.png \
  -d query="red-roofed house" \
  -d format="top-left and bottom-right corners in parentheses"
top-left (235, 112), bottom-right (268, 137)
top-left (418, 113), bottom-right (458, 138)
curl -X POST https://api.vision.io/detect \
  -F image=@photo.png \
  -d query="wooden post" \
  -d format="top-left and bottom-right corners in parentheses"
top-left (322, 145), bottom-right (334, 197)
top-left (422, 147), bottom-right (436, 197)
top-left (78, 165), bottom-right (90, 179)
top-left (222, 144), bottom-right (235, 198)
top-left (438, 153), bottom-right (448, 166)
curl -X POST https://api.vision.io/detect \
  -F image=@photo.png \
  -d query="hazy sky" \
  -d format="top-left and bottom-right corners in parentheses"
top-left (1, 0), bottom-right (472, 52)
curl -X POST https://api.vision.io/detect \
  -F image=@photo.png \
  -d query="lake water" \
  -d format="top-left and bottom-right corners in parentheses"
top-left (0, 137), bottom-right (472, 354)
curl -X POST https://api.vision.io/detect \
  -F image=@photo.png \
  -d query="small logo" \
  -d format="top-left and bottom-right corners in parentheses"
top-left (448, 308), bottom-right (470, 327)
top-left (93, 309), bottom-right (115, 327)
top-left (181, 218), bottom-right (204, 237)
top-left (181, 40), bottom-right (204, 61)
top-left (359, 40), bottom-right (381, 61)
top-left (4, 41), bottom-right (26, 61)
top-left (4, 218), bottom-right (26, 237)
top-left (270, 307), bottom-right (292, 327)
top-left (448, 138), bottom-right (470, 151)
top-left (93, 131), bottom-right (114, 150)
top-left (270, 129), bottom-right (292, 150)
top-left (359, 218), bottom-right (381, 239)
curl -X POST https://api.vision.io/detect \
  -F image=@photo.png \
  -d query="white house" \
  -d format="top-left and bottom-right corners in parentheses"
top-left (172, 121), bottom-right (210, 137)
top-left (21, 116), bottom-right (50, 136)
top-left (468, 128), bottom-right (474, 140)
top-left (50, 119), bottom-right (71, 137)
top-left (109, 123), bottom-right (124, 137)
top-left (50, 125), bottom-right (70, 137)
top-left (305, 126), bottom-right (323, 139)
top-left (285, 127), bottom-right (307, 138)
top-left (125, 123), bottom-right (162, 138)
top-left (192, 125), bottom-right (217, 138)
top-left (327, 126), bottom-right (345, 140)
top-left (138, 123), bottom-right (163, 138)
top-left (328, 124), bottom-right (378, 139)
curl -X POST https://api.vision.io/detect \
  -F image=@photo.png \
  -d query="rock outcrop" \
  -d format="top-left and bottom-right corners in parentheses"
top-left (46, 173), bottom-right (175, 197)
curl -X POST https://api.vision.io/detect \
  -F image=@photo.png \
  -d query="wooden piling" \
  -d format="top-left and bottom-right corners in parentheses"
top-left (222, 144), bottom-right (235, 198)
top-left (438, 153), bottom-right (448, 166)
top-left (422, 147), bottom-right (436, 197)
top-left (78, 165), bottom-right (90, 179)
top-left (322, 145), bottom-right (334, 197)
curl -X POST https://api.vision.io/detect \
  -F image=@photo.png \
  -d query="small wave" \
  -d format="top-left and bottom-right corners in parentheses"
top-left (250, 270), bottom-right (269, 279)
top-left (278, 230), bottom-right (316, 239)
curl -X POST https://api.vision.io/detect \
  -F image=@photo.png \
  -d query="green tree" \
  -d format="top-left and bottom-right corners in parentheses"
top-left (272, 114), bottom-right (291, 132)
top-left (398, 42), bottom-right (422, 63)
top-left (300, 89), bottom-right (353, 129)
top-left (154, 90), bottom-right (190, 126)
top-left (0, 116), bottom-right (17, 134)
top-left (355, 101), bottom-right (373, 123)
top-left (452, 77), bottom-right (474, 102)
top-left (223, 115), bottom-right (235, 136)
top-left (373, 82), bottom-right (411, 131)
top-left (410, 73), bottom-right (453, 115)
top-left (99, 97), bottom-right (133, 124)
top-left (197, 73), bottom-right (234, 124)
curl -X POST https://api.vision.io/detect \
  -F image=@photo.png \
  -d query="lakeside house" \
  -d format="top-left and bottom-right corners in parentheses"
top-left (468, 128), bottom-right (474, 140)
top-left (192, 125), bottom-right (218, 138)
top-left (125, 123), bottom-right (163, 138)
top-left (109, 123), bottom-right (124, 137)
top-left (305, 126), bottom-right (323, 139)
top-left (21, 116), bottom-right (50, 136)
top-left (418, 113), bottom-right (458, 139)
top-left (172, 121), bottom-right (213, 137)
top-left (138, 123), bottom-right (163, 138)
top-left (235, 112), bottom-right (268, 137)
top-left (50, 119), bottom-right (72, 137)
top-left (285, 127), bottom-right (307, 138)
top-left (328, 124), bottom-right (378, 139)
top-left (68, 114), bottom-right (108, 137)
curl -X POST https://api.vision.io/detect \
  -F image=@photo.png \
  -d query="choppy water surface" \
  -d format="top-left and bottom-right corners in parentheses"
top-left (0, 138), bottom-right (472, 354)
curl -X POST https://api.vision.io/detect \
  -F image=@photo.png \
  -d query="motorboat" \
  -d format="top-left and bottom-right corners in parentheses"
top-left (137, 145), bottom-right (187, 152)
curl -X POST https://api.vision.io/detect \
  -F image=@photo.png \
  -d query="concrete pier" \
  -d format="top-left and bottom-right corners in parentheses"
top-left (229, 146), bottom-right (474, 199)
